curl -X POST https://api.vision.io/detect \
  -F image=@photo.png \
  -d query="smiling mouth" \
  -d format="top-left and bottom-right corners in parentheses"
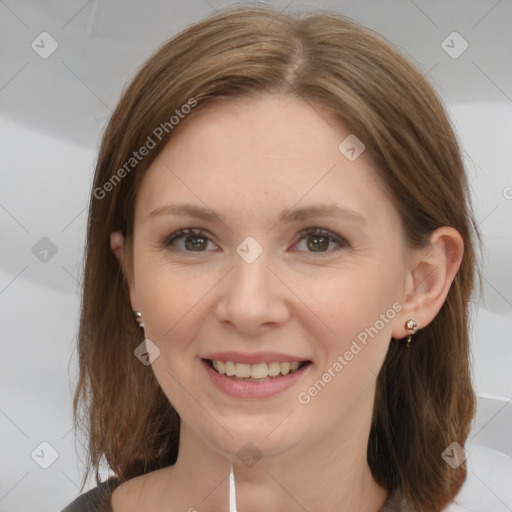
top-left (204, 359), bottom-right (311, 382)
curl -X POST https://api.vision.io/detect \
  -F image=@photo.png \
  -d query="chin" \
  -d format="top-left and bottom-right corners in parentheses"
top-left (204, 417), bottom-right (305, 463)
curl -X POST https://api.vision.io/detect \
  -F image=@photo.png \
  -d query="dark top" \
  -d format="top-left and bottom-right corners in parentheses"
top-left (60, 476), bottom-right (410, 511)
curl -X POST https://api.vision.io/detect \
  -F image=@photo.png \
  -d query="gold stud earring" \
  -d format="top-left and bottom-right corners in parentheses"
top-left (404, 319), bottom-right (418, 346)
top-left (134, 311), bottom-right (144, 329)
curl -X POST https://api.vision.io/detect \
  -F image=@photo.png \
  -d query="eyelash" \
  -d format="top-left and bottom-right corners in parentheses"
top-left (162, 227), bottom-right (348, 256)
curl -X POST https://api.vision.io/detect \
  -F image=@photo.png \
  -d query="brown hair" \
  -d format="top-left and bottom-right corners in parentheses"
top-left (73, 6), bottom-right (480, 511)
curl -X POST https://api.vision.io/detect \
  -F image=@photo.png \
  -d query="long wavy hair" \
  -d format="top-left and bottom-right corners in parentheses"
top-left (73, 6), bottom-right (480, 511)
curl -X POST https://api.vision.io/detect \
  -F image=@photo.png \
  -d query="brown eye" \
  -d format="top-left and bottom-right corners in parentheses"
top-left (294, 228), bottom-right (347, 255)
top-left (164, 228), bottom-right (216, 252)
top-left (306, 235), bottom-right (330, 252)
top-left (184, 235), bottom-right (208, 251)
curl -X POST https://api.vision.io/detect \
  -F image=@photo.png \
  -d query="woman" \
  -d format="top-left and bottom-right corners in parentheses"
top-left (62, 5), bottom-right (479, 512)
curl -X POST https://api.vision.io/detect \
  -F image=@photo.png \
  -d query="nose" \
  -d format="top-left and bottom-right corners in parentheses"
top-left (214, 250), bottom-right (290, 335)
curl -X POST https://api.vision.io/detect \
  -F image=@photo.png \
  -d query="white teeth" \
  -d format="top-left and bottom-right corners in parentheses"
top-left (225, 360), bottom-right (236, 376)
top-left (251, 363), bottom-right (268, 379)
top-left (211, 360), bottom-right (305, 379)
top-left (267, 361), bottom-right (281, 377)
top-left (235, 363), bottom-right (251, 378)
top-left (280, 362), bottom-right (290, 375)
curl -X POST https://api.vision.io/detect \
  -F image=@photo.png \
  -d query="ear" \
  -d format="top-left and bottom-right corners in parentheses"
top-left (392, 226), bottom-right (464, 339)
top-left (110, 231), bottom-right (140, 312)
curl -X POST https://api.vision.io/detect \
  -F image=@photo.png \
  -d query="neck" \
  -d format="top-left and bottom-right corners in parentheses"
top-left (162, 422), bottom-right (388, 511)
top-left (226, 434), bottom-right (384, 512)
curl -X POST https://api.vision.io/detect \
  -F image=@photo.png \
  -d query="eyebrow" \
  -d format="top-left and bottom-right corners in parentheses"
top-left (148, 203), bottom-right (367, 225)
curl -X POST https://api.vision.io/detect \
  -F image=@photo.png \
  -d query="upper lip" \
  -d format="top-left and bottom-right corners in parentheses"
top-left (201, 351), bottom-right (310, 364)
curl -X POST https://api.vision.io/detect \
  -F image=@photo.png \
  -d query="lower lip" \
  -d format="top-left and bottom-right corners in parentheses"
top-left (202, 359), bottom-right (310, 399)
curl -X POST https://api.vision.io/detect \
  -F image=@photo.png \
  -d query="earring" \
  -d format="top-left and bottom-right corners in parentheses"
top-left (134, 311), bottom-right (144, 329)
top-left (404, 319), bottom-right (418, 346)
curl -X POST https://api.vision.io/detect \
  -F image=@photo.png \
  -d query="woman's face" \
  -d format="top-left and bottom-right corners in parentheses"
top-left (125, 95), bottom-right (410, 461)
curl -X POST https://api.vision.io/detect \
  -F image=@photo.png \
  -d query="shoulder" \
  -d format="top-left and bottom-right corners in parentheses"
top-left (110, 467), bottom-right (172, 511)
top-left (60, 476), bottom-right (120, 512)
top-left (379, 488), bottom-right (412, 512)
top-left (61, 467), bottom-right (171, 512)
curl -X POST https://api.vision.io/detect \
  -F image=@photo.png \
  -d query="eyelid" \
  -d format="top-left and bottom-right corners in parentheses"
top-left (292, 227), bottom-right (348, 254)
top-left (163, 227), bottom-right (217, 250)
top-left (162, 226), bottom-right (348, 254)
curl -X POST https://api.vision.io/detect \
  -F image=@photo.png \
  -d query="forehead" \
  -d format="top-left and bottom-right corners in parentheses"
top-left (154, 95), bottom-right (353, 168)
top-left (135, 95), bottom-right (398, 230)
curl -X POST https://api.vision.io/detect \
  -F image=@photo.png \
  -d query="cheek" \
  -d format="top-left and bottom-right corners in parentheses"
top-left (295, 274), bottom-right (400, 420)
top-left (136, 259), bottom-right (217, 343)
top-left (136, 266), bottom-right (213, 413)
top-left (301, 263), bottom-right (401, 366)
top-left (320, 266), bottom-right (398, 317)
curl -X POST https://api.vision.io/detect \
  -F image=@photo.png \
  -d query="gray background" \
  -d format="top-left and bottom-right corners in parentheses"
top-left (0, 1), bottom-right (511, 511)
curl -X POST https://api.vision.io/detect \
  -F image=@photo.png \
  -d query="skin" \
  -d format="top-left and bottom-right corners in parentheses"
top-left (109, 95), bottom-right (463, 512)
